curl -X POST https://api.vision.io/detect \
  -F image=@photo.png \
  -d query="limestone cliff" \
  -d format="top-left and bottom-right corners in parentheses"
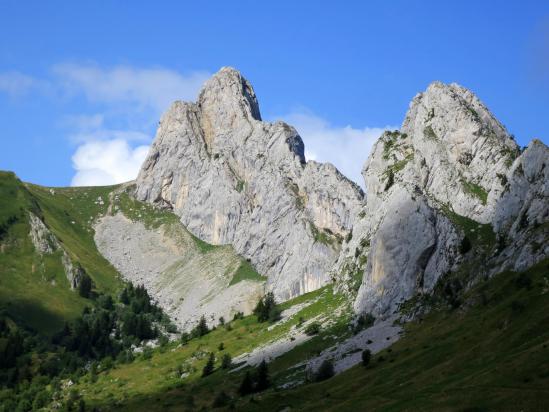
top-left (135, 67), bottom-right (363, 300)
top-left (132, 68), bottom-right (547, 319)
top-left (347, 82), bottom-right (549, 316)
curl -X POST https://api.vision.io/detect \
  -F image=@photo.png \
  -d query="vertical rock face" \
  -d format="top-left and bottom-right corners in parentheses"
top-left (349, 82), bottom-right (548, 317)
top-left (136, 67), bottom-right (363, 300)
top-left (491, 140), bottom-right (549, 272)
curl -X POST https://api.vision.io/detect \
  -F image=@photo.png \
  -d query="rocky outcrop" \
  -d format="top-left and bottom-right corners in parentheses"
top-left (491, 140), bottom-right (549, 272)
top-left (350, 82), bottom-right (548, 317)
top-left (399, 82), bottom-right (520, 223)
top-left (29, 212), bottom-right (59, 254)
top-left (135, 67), bottom-right (363, 301)
top-left (28, 212), bottom-right (84, 289)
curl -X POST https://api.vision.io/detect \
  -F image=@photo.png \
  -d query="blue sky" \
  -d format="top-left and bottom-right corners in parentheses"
top-left (0, 1), bottom-right (548, 187)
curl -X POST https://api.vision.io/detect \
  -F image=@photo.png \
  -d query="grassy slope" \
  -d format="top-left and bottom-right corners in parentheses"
top-left (72, 259), bottom-right (549, 412)
top-left (25, 182), bottom-right (123, 294)
top-left (2, 170), bottom-right (548, 411)
top-left (0, 171), bottom-right (123, 334)
top-left (73, 286), bottom-right (350, 410)
top-left (0, 172), bottom-right (265, 334)
top-left (243, 259), bottom-right (549, 412)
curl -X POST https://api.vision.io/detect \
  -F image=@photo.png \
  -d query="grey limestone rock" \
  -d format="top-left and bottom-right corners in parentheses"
top-left (135, 67), bottom-right (363, 301)
top-left (28, 212), bottom-right (84, 289)
top-left (133, 68), bottom-right (547, 320)
top-left (351, 82), bottom-right (547, 317)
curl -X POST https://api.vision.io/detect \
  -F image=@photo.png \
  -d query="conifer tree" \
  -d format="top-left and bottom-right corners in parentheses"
top-left (238, 371), bottom-right (254, 396)
top-left (221, 353), bottom-right (232, 369)
top-left (255, 359), bottom-right (270, 391)
top-left (202, 352), bottom-right (215, 377)
top-left (193, 315), bottom-right (209, 337)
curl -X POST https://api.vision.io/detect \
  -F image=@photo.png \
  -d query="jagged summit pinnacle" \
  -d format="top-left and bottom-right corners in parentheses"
top-left (136, 66), bottom-right (363, 301)
top-left (198, 66), bottom-right (261, 123)
top-left (404, 80), bottom-right (515, 148)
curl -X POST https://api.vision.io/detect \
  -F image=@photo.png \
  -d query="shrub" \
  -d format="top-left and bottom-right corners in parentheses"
top-left (212, 391), bottom-right (231, 408)
top-left (32, 390), bottom-right (51, 410)
top-left (519, 212), bottom-right (529, 229)
top-left (158, 334), bottom-right (169, 348)
top-left (180, 332), bottom-right (190, 345)
top-left (384, 169), bottom-right (395, 191)
top-left (345, 230), bottom-right (353, 243)
top-left (515, 273), bottom-right (532, 290)
top-left (255, 360), bottom-right (270, 391)
top-left (315, 359), bottom-right (335, 382)
top-left (237, 360), bottom-right (271, 396)
top-left (101, 356), bottom-right (114, 370)
top-left (254, 292), bottom-right (279, 323)
top-left (268, 306), bottom-right (281, 323)
top-left (142, 347), bottom-right (153, 360)
top-left (353, 314), bottom-right (375, 334)
top-left (98, 294), bottom-right (114, 310)
top-left (511, 300), bottom-right (526, 314)
top-left (305, 322), bottom-right (321, 336)
top-left (78, 273), bottom-right (93, 298)
top-left (218, 342), bottom-right (225, 351)
top-left (459, 236), bottom-right (472, 254)
top-left (89, 363), bottom-right (98, 383)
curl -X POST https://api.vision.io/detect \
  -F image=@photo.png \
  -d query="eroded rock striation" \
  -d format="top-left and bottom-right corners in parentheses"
top-left (135, 67), bottom-right (363, 300)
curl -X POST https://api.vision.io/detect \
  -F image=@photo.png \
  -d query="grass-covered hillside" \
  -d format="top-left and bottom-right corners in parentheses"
top-left (67, 285), bottom-right (352, 411)
top-left (1, 170), bottom-right (548, 412)
top-left (70, 259), bottom-right (549, 412)
top-left (0, 171), bottom-right (123, 334)
top-left (0, 172), bottom-right (266, 335)
top-left (248, 259), bottom-right (549, 412)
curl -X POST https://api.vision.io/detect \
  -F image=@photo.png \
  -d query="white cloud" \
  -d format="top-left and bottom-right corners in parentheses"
top-left (54, 63), bottom-right (211, 112)
top-left (277, 109), bottom-right (396, 188)
top-left (69, 128), bottom-right (150, 145)
top-left (0, 71), bottom-right (36, 96)
top-left (71, 139), bottom-right (150, 186)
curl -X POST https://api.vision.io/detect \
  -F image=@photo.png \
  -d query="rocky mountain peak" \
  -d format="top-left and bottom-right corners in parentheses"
top-left (343, 81), bottom-right (548, 318)
top-left (197, 67), bottom-right (261, 148)
top-left (135, 69), bottom-right (547, 321)
top-left (383, 81), bottom-right (519, 223)
top-left (136, 67), bottom-right (363, 301)
top-left (404, 81), bottom-right (514, 145)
